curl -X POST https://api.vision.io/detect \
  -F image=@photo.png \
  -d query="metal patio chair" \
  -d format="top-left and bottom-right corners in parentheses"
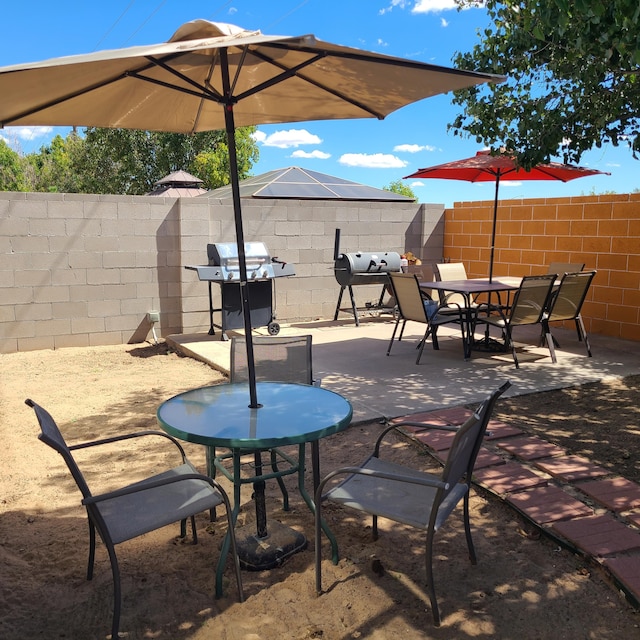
top-left (435, 261), bottom-right (495, 314)
top-left (483, 274), bottom-right (557, 368)
top-left (386, 272), bottom-right (467, 363)
top-left (314, 381), bottom-right (511, 626)
top-left (25, 398), bottom-right (244, 640)
top-left (541, 270), bottom-right (596, 361)
top-left (210, 335), bottom-right (314, 515)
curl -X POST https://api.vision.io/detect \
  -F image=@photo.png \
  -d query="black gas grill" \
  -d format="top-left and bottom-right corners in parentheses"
top-left (186, 242), bottom-right (295, 339)
top-left (332, 230), bottom-right (401, 325)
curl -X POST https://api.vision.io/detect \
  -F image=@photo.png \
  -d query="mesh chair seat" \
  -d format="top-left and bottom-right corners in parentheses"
top-left (325, 456), bottom-right (469, 531)
top-left (94, 461), bottom-right (225, 544)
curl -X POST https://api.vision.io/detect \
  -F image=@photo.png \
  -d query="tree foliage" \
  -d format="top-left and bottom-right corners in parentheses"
top-left (383, 179), bottom-right (416, 200)
top-left (76, 126), bottom-right (260, 194)
top-left (0, 139), bottom-right (27, 191)
top-left (450, 0), bottom-right (640, 168)
top-left (1, 126), bottom-right (259, 194)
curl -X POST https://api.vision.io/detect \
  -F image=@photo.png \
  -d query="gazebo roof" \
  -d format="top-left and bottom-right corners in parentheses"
top-left (147, 170), bottom-right (207, 197)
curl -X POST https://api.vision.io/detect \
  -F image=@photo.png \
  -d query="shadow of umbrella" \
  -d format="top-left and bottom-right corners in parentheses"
top-left (0, 20), bottom-right (503, 405)
top-left (404, 150), bottom-right (609, 282)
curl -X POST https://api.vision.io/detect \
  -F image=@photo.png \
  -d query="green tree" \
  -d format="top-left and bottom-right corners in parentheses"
top-left (0, 139), bottom-right (26, 191)
top-left (383, 179), bottom-right (416, 200)
top-left (24, 132), bottom-right (85, 192)
top-left (450, 0), bottom-right (640, 168)
top-left (77, 126), bottom-right (260, 194)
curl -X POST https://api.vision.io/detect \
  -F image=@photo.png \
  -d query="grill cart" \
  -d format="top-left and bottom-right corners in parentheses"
top-left (186, 242), bottom-right (295, 339)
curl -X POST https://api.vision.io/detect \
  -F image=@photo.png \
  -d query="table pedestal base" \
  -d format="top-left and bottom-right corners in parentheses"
top-left (235, 520), bottom-right (307, 570)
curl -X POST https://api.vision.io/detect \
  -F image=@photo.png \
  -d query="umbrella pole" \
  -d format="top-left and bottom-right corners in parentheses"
top-left (489, 172), bottom-right (500, 284)
top-left (221, 49), bottom-right (259, 409)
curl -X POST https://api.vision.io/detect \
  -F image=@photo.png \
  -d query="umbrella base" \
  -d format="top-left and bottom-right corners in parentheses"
top-left (472, 335), bottom-right (507, 353)
top-left (235, 520), bottom-right (307, 570)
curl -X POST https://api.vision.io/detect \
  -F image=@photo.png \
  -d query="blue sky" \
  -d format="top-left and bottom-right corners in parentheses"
top-left (0, 0), bottom-right (633, 206)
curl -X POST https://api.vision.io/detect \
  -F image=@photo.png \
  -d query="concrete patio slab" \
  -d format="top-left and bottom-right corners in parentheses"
top-left (167, 317), bottom-right (640, 424)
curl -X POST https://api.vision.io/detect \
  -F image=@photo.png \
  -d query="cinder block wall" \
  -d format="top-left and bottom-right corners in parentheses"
top-left (444, 193), bottom-right (640, 341)
top-left (0, 191), bottom-right (442, 353)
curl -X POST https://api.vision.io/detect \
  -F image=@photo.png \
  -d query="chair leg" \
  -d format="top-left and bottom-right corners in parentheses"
top-left (463, 492), bottom-right (477, 564)
top-left (576, 315), bottom-right (592, 357)
top-left (190, 516), bottom-right (198, 544)
top-left (86, 517), bottom-right (97, 581)
top-left (505, 326), bottom-right (519, 368)
top-left (425, 528), bottom-right (441, 627)
top-left (386, 318), bottom-right (401, 356)
top-left (416, 328), bottom-right (431, 364)
top-left (106, 541), bottom-right (122, 640)
top-left (541, 319), bottom-right (557, 363)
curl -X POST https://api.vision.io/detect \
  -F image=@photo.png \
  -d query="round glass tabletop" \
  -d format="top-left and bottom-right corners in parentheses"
top-left (157, 381), bottom-right (353, 448)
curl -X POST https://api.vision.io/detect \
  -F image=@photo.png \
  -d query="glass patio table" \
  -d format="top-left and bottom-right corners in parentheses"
top-left (157, 381), bottom-right (353, 595)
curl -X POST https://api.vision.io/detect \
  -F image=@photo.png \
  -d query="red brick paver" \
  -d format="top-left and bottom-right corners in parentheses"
top-left (604, 556), bottom-right (640, 604)
top-left (483, 420), bottom-right (524, 440)
top-left (432, 407), bottom-right (474, 424)
top-left (473, 462), bottom-right (547, 495)
top-left (506, 485), bottom-right (593, 524)
top-left (408, 428), bottom-right (456, 451)
top-left (534, 455), bottom-right (611, 482)
top-left (576, 477), bottom-right (640, 512)
top-left (496, 435), bottom-right (567, 461)
top-left (552, 514), bottom-right (640, 557)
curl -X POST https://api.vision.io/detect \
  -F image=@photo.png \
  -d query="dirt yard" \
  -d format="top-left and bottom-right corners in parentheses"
top-left (1, 342), bottom-right (638, 639)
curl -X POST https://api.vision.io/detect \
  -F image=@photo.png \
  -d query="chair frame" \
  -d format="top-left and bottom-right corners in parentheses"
top-left (314, 382), bottom-right (511, 626)
top-left (541, 270), bottom-right (596, 361)
top-left (26, 398), bottom-right (244, 639)
top-left (483, 274), bottom-right (557, 368)
top-left (386, 272), bottom-right (467, 363)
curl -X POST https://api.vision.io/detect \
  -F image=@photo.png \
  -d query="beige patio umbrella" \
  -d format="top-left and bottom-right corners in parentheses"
top-left (0, 19), bottom-right (503, 406)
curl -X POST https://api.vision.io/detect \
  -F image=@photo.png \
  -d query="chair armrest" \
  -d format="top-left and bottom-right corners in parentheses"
top-left (373, 420), bottom-right (460, 456)
top-left (69, 430), bottom-right (188, 461)
top-left (392, 421), bottom-right (459, 433)
top-left (317, 465), bottom-right (449, 502)
top-left (82, 471), bottom-right (225, 505)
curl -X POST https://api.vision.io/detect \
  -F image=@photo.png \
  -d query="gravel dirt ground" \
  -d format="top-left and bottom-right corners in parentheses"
top-left (1, 342), bottom-right (638, 640)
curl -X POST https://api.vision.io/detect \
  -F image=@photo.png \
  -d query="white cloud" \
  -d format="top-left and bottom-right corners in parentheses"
top-left (251, 130), bottom-right (266, 143)
top-left (412, 0), bottom-right (461, 13)
top-left (339, 153), bottom-right (408, 169)
top-left (441, 17), bottom-right (449, 26)
top-left (379, 1), bottom-right (410, 15)
top-left (291, 150), bottom-right (331, 159)
top-left (377, 38), bottom-right (388, 47)
top-left (410, 180), bottom-right (425, 187)
top-left (253, 128), bottom-right (322, 148)
top-left (4, 126), bottom-right (53, 141)
top-left (394, 143), bottom-right (437, 153)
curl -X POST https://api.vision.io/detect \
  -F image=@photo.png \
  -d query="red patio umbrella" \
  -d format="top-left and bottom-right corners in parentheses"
top-left (404, 150), bottom-right (609, 281)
